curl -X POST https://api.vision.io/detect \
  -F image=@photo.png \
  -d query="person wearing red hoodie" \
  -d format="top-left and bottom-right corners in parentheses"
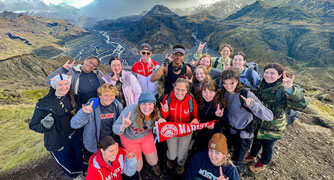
top-left (160, 78), bottom-right (200, 175)
top-left (86, 136), bottom-right (137, 180)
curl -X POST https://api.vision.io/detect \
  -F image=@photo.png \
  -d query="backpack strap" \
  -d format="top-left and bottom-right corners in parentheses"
top-left (246, 69), bottom-right (254, 87)
top-left (275, 87), bottom-right (285, 106)
top-left (213, 57), bottom-right (219, 68)
top-left (167, 94), bottom-right (193, 113)
top-left (239, 88), bottom-right (251, 112)
top-left (188, 97), bottom-right (193, 113)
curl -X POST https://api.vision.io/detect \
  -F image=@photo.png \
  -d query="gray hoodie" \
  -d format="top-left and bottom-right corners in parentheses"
top-left (113, 104), bottom-right (156, 140)
top-left (225, 91), bottom-right (273, 138)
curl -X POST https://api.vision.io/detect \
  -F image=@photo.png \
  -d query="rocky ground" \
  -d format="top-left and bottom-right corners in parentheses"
top-left (1, 110), bottom-right (333, 180)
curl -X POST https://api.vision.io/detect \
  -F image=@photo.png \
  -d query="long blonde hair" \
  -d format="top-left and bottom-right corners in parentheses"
top-left (135, 105), bottom-right (160, 129)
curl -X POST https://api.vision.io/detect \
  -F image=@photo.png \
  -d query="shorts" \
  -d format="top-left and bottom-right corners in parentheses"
top-left (120, 131), bottom-right (156, 160)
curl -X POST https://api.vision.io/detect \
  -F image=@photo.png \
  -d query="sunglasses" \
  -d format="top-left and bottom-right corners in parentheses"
top-left (141, 51), bottom-right (151, 55)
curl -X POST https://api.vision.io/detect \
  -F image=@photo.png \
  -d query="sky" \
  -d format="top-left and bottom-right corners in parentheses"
top-left (0, 0), bottom-right (223, 20)
top-left (42, 0), bottom-right (94, 8)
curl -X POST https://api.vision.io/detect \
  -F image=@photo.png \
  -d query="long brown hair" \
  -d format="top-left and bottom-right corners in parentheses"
top-left (197, 79), bottom-right (226, 109)
top-left (221, 68), bottom-right (244, 93)
top-left (135, 105), bottom-right (160, 129)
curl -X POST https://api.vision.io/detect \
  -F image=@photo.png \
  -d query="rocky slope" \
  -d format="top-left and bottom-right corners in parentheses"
top-left (0, 11), bottom-right (86, 59)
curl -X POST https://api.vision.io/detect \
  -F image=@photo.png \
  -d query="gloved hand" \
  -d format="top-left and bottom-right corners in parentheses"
top-left (41, 113), bottom-right (54, 129)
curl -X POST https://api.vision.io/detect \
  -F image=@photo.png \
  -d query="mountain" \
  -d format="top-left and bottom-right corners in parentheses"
top-left (94, 5), bottom-right (195, 53)
top-left (202, 0), bottom-right (334, 67)
top-left (0, 11), bottom-right (86, 59)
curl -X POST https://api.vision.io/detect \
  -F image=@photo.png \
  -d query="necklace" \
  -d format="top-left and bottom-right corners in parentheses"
top-left (57, 96), bottom-right (68, 112)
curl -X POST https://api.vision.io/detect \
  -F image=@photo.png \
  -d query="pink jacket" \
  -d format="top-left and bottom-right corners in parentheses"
top-left (103, 70), bottom-right (142, 106)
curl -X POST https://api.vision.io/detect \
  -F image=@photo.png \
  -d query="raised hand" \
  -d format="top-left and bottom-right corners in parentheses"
top-left (186, 75), bottom-right (193, 84)
top-left (282, 71), bottom-right (295, 89)
top-left (160, 101), bottom-right (169, 113)
top-left (82, 101), bottom-right (93, 113)
top-left (190, 59), bottom-right (197, 66)
top-left (240, 95), bottom-right (254, 106)
top-left (217, 166), bottom-right (229, 180)
top-left (158, 118), bottom-right (167, 124)
top-left (110, 72), bottom-right (119, 82)
top-left (163, 54), bottom-right (173, 66)
top-left (121, 111), bottom-right (132, 130)
top-left (63, 60), bottom-right (75, 70)
top-left (197, 42), bottom-right (207, 53)
top-left (215, 104), bottom-right (224, 117)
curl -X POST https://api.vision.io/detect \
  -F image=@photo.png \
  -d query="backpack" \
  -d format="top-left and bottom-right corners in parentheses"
top-left (238, 62), bottom-right (263, 90)
top-left (238, 88), bottom-right (263, 134)
top-left (275, 86), bottom-right (303, 126)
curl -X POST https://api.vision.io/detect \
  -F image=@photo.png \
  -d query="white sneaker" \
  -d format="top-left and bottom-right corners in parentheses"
top-left (73, 174), bottom-right (85, 180)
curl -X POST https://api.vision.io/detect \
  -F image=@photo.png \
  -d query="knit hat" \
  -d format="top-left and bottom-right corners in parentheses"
top-left (138, 91), bottom-right (156, 104)
top-left (50, 74), bottom-right (72, 89)
top-left (208, 133), bottom-right (228, 155)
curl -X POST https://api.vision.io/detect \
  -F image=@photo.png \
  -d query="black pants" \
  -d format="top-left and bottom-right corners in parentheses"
top-left (250, 136), bottom-right (277, 165)
top-left (51, 131), bottom-right (87, 178)
top-left (122, 171), bottom-right (139, 180)
top-left (226, 132), bottom-right (252, 173)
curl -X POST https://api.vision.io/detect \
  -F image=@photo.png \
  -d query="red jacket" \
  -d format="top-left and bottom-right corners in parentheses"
top-left (85, 147), bottom-right (136, 180)
top-left (160, 91), bottom-right (199, 124)
top-left (131, 58), bottom-right (159, 93)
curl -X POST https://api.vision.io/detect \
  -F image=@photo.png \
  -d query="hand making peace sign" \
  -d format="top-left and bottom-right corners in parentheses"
top-left (63, 60), bottom-right (75, 70)
top-left (240, 95), bottom-right (254, 106)
top-left (121, 111), bottom-right (132, 131)
top-left (197, 42), bottom-right (207, 53)
top-left (215, 104), bottom-right (224, 117)
top-left (160, 101), bottom-right (169, 113)
top-left (82, 101), bottom-right (93, 113)
top-left (217, 167), bottom-right (229, 180)
top-left (282, 71), bottom-right (295, 89)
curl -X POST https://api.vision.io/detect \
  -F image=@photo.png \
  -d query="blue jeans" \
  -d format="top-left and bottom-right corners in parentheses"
top-left (250, 135), bottom-right (277, 165)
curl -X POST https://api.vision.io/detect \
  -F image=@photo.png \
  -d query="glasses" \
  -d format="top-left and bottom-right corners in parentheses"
top-left (141, 51), bottom-right (151, 55)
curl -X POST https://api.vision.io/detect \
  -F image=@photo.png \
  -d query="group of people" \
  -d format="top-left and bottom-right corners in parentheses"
top-left (29, 42), bottom-right (308, 180)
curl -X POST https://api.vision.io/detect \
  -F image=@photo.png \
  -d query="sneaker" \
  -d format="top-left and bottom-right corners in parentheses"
top-left (176, 165), bottom-right (185, 175)
top-left (167, 159), bottom-right (175, 169)
top-left (73, 174), bottom-right (85, 180)
top-left (244, 153), bottom-right (256, 164)
top-left (152, 164), bottom-right (161, 176)
top-left (249, 161), bottom-right (267, 173)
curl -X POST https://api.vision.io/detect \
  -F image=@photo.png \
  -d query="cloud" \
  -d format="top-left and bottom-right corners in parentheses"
top-left (79, 0), bottom-right (209, 20)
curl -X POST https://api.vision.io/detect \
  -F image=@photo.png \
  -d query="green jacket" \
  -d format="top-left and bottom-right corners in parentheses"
top-left (256, 82), bottom-right (308, 140)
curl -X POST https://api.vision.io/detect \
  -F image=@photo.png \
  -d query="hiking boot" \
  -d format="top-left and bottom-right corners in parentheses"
top-left (73, 174), bottom-right (85, 180)
top-left (167, 159), bottom-right (175, 169)
top-left (244, 153), bottom-right (256, 164)
top-left (249, 161), bottom-right (267, 173)
top-left (176, 165), bottom-right (185, 175)
top-left (152, 164), bottom-right (161, 176)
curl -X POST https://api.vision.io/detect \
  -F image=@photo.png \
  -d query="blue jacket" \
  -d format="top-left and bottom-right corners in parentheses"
top-left (71, 97), bottom-right (123, 153)
top-left (186, 150), bottom-right (240, 180)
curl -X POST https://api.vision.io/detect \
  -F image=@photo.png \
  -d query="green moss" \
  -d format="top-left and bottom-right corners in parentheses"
top-left (21, 89), bottom-right (48, 103)
top-left (0, 105), bottom-right (47, 172)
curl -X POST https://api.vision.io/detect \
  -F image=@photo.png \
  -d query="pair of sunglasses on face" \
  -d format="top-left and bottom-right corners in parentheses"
top-left (141, 51), bottom-right (151, 55)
